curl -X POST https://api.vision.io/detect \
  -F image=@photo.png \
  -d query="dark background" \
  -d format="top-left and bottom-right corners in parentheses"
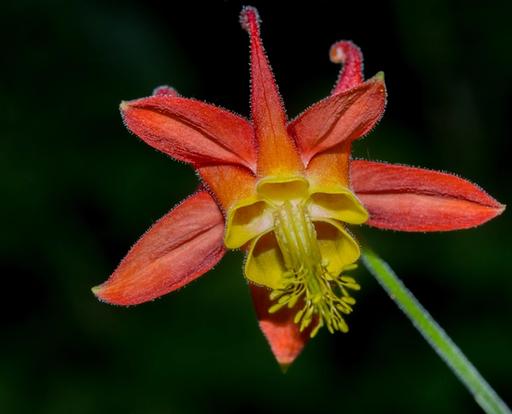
top-left (2, 0), bottom-right (511, 413)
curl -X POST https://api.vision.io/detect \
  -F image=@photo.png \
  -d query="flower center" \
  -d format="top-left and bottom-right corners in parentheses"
top-left (268, 200), bottom-right (360, 337)
top-left (224, 175), bottom-right (367, 336)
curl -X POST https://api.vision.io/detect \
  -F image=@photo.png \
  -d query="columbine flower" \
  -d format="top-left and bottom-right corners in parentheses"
top-left (93, 7), bottom-right (504, 368)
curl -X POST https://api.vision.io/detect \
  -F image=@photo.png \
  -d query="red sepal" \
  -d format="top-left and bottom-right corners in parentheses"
top-left (250, 284), bottom-right (313, 370)
top-left (351, 160), bottom-right (505, 231)
top-left (288, 77), bottom-right (386, 165)
top-left (121, 96), bottom-right (256, 171)
top-left (93, 191), bottom-right (226, 305)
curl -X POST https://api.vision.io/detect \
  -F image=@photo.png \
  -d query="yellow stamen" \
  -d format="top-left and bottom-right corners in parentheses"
top-left (269, 201), bottom-right (360, 337)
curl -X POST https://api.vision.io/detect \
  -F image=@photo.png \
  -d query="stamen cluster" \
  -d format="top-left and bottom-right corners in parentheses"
top-left (268, 201), bottom-right (361, 336)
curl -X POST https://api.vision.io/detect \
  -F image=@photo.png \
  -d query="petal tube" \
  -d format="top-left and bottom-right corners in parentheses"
top-left (121, 96), bottom-right (257, 171)
top-left (288, 75), bottom-right (386, 165)
top-left (350, 160), bottom-right (505, 231)
top-left (305, 143), bottom-right (351, 188)
top-left (92, 191), bottom-right (226, 305)
top-left (250, 284), bottom-right (312, 369)
top-left (330, 41), bottom-right (364, 94)
top-left (240, 7), bottom-right (303, 177)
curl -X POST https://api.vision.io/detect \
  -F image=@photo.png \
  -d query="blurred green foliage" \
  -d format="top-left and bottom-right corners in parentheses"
top-left (2, 0), bottom-right (511, 413)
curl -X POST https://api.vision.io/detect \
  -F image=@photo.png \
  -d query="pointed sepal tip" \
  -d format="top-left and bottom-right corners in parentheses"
top-left (279, 363), bottom-right (291, 374)
top-left (91, 285), bottom-right (104, 301)
top-left (373, 71), bottom-right (385, 81)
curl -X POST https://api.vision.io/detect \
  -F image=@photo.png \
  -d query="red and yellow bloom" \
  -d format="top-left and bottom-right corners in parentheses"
top-left (93, 7), bottom-right (504, 368)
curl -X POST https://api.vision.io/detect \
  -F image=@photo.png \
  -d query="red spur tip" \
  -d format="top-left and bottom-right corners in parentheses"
top-left (152, 85), bottom-right (179, 97)
top-left (240, 6), bottom-right (261, 33)
top-left (330, 41), bottom-right (364, 94)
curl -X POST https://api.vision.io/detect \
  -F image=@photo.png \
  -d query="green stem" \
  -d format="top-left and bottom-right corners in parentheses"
top-left (361, 247), bottom-right (510, 414)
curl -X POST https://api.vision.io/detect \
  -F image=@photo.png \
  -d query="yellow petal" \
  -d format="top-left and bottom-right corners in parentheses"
top-left (314, 219), bottom-right (360, 275)
top-left (224, 198), bottom-right (274, 249)
top-left (256, 175), bottom-right (309, 203)
top-left (308, 186), bottom-right (368, 224)
top-left (244, 231), bottom-right (285, 290)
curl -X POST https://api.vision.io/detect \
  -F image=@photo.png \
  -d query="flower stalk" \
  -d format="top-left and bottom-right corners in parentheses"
top-left (362, 247), bottom-right (511, 414)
